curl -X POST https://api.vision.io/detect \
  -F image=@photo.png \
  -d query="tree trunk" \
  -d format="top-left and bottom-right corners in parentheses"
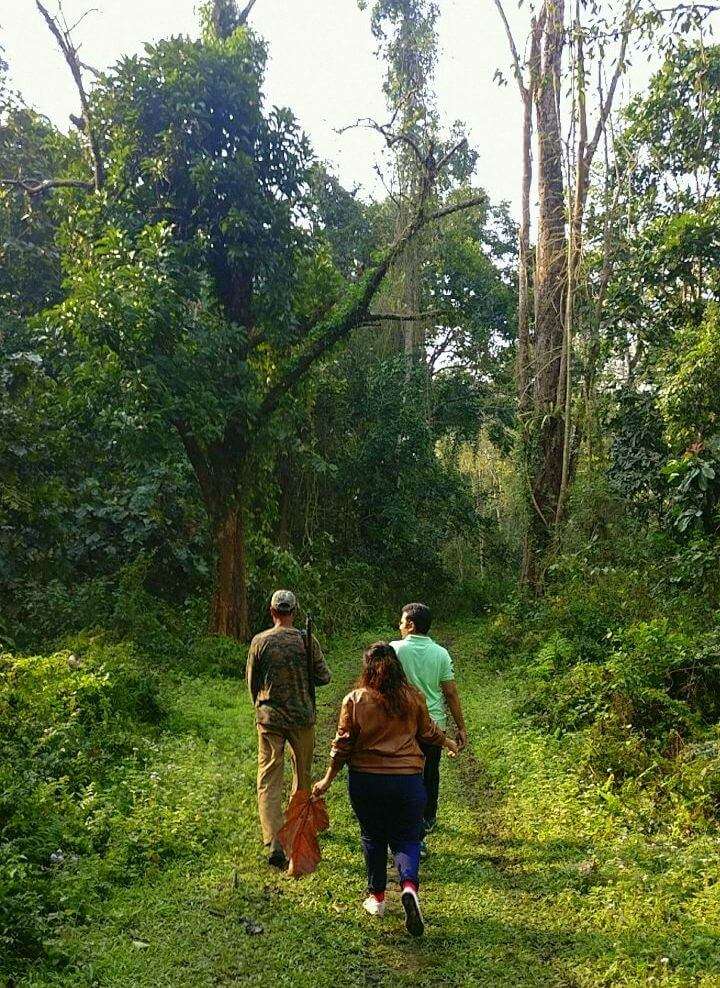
top-left (276, 456), bottom-right (291, 549)
top-left (210, 501), bottom-right (250, 641)
top-left (517, 89), bottom-right (534, 413)
top-left (522, 0), bottom-right (567, 586)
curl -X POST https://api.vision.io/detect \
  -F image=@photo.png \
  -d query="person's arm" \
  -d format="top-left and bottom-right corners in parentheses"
top-left (246, 640), bottom-right (259, 704)
top-left (311, 759), bottom-right (342, 799)
top-left (311, 635), bottom-right (331, 687)
top-left (312, 694), bottom-right (356, 798)
top-left (417, 694), bottom-right (459, 756)
top-left (437, 646), bottom-right (467, 748)
top-left (441, 680), bottom-right (468, 750)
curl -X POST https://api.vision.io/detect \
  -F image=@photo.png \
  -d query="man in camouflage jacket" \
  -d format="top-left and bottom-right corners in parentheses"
top-left (246, 589), bottom-right (331, 868)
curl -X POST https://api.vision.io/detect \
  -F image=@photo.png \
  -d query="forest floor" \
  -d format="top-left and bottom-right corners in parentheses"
top-left (19, 620), bottom-right (720, 987)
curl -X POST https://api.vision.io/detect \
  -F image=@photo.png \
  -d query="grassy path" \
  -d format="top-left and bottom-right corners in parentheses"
top-left (21, 621), bottom-right (720, 986)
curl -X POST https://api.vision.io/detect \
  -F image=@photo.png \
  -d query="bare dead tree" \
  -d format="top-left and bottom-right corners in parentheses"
top-left (555, 0), bottom-right (638, 526)
top-left (491, 0), bottom-right (544, 415)
top-left (35, 1), bottom-right (104, 191)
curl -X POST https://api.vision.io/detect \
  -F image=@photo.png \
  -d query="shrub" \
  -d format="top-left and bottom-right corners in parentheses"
top-left (578, 709), bottom-right (655, 783)
top-left (523, 662), bottom-right (611, 732)
top-left (673, 732), bottom-right (720, 821)
top-left (0, 639), bottom-right (163, 962)
top-left (183, 635), bottom-right (246, 677)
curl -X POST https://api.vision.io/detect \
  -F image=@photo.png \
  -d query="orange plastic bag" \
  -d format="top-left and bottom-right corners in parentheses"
top-left (277, 789), bottom-right (330, 877)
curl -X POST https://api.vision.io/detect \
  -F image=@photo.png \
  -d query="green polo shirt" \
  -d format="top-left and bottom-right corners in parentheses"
top-left (390, 634), bottom-right (455, 728)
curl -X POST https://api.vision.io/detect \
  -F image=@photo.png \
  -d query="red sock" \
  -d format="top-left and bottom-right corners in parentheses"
top-left (401, 881), bottom-right (418, 894)
top-left (371, 891), bottom-right (385, 902)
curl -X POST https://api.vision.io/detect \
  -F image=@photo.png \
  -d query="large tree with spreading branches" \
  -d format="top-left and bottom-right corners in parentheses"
top-left (4, 0), bottom-right (481, 638)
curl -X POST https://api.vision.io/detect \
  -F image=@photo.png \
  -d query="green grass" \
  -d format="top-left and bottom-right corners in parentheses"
top-left (14, 621), bottom-right (720, 986)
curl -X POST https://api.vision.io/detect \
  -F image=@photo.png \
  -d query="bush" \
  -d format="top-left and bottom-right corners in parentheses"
top-left (674, 732), bottom-right (720, 821)
top-left (183, 635), bottom-right (246, 677)
top-left (523, 662), bottom-right (611, 733)
top-left (0, 639), bottom-right (163, 962)
top-left (6, 556), bottom-right (201, 660)
top-left (513, 566), bottom-right (720, 831)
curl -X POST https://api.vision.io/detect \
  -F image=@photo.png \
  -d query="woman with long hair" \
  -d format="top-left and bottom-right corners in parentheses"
top-left (311, 642), bottom-right (458, 936)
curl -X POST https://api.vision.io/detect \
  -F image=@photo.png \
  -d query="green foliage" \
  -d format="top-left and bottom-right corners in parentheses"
top-left (622, 43), bottom-right (720, 214)
top-left (661, 303), bottom-right (720, 448)
top-left (8, 556), bottom-right (194, 655)
top-left (185, 634), bottom-right (247, 677)
top-left (0, 107), bottom-right (83, 320)
top-left (511, 551), bottom-right (720, 816)
top-left (608, 388), bottom-right (669, 520)
top-left (365, 0), bottom-right (439, 119)
top-left (663, 435), bottom-right (720, 535)
top-left (0, 638), bottom-right (163, 959)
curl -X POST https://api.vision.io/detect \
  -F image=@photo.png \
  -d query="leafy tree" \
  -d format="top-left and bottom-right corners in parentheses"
top-left (14, 9), bottom-right (479, 639)
top-left (265, 184), bottom-right (516, 604)
top-left (661, 303), bottom-right (720, 448)
top-left (585, 43), bottom-right (720, 536)
top-left (604, 44), bottom-right (720, 356)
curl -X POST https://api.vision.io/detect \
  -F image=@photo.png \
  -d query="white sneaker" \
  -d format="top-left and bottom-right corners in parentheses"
top-left (401, 886), bottom-right (424, 937)
top-left (362, 895), bottom-right (385, 917)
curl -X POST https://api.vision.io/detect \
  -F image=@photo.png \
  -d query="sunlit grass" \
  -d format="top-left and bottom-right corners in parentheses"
top-left (15, 620), bottom-right (720, 986)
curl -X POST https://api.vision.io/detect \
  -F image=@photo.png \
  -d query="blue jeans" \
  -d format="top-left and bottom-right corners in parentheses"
top-left (348, 770), bottom-right (426, 893)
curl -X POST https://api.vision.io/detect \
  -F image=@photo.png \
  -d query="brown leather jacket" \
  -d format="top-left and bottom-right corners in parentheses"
top-left (330, 686), bottom-right (445, 774)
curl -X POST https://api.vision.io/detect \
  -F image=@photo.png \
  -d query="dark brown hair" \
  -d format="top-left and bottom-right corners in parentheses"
top-left (402, 602), bottom-right (432, 635)
top-left (359, 641), bottom-right (417, 718)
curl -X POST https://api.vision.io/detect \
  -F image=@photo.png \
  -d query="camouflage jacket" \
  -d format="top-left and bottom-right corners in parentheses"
top-left (246, 626), bottom-right (331, 730)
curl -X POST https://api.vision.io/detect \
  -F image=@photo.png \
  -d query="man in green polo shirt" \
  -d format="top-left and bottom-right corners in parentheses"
top-left (390, 602), bottom-right (467, 837)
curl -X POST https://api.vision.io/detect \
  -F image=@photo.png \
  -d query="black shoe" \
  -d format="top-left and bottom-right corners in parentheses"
top-left (401, 886), bottom-right (425, 937)
top-left (268, 850), bottom-right (288, 870)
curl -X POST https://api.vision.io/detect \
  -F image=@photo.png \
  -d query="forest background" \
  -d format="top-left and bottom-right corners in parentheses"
top-left (2, 0), bottom-right (720, 980)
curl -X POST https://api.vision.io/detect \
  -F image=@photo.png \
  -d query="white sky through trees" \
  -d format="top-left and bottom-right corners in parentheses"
top-left (3, 0), bottom-right (660, 217)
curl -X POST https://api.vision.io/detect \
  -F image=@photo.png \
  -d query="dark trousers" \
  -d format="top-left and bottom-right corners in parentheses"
top-left (348, 770), bottom-right (426, 893)
top-left (420, 741), bottom-right (441, 826)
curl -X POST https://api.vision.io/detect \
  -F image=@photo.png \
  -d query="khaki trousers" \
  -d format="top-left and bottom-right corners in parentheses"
top-left (256, 724), bottom-right (315, 853)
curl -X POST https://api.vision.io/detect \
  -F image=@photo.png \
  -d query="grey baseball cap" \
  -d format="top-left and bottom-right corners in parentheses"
top-left (270, 589), bottom-right (297, 613)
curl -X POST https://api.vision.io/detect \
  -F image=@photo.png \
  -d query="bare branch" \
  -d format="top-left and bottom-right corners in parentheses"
top-left (425, 193), bottom-right (485, 224)
top-left (79, 60), bottom-right (102, 79)
top-left (434, 137), bottom-right (468, 176)
top-left (0, 177), bottom-right (94, 195)
top-left (490, 0), bottom-right (528, 98)
top-left (337, 90), bottom-right (419, 138)
top-left (361, 310), bottom-right (443, 324)
top-left (36, 1), bottom-right (104, 190)
top-left (66, 7), bottom-right (98, 33)
top-left (237, 0), bottom-right (260, 24)
top-left (585, 0), bottom-right (636, 168)
top-left (373, 163), bottom-right (402, 209)
top-left (338, 115), bottom-right (429, 173)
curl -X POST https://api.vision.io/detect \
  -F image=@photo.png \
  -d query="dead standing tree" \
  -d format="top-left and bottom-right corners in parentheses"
top-left (492, 0), bottom-right (568, 586)
top-left (362, 1), bottom-right (441, 377)
top-left (491, 0), bottom-right (644, 587)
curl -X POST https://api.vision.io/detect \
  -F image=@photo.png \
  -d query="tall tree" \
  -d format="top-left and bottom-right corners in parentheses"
top-left (490, 0), bottom-right (713, 587)
top-left (6, 3), bottom-right (480, 639)
top-left (363, 0), bottom-right (440, 367)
